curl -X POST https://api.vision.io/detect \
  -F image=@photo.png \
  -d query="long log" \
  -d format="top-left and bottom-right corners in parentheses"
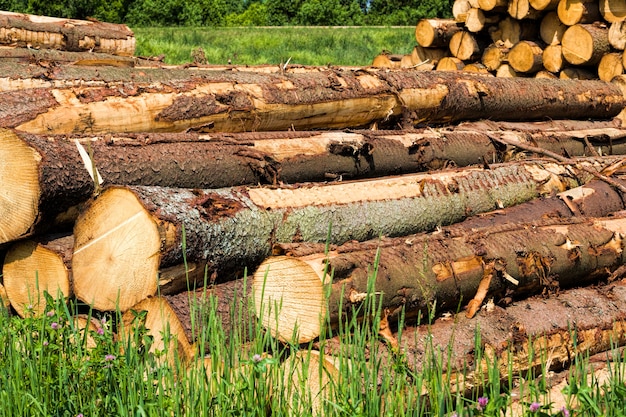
top-left (0, 63), bottom-right (623, 135)
top-left (8, 122), bottom-right (626, 245)
top-left (253, 213), bottom-right (626, 344)
top-left (311, 280), bottom-right (626, 407)
top-left (71, 161), bottom-right (586, 312)
top-left (0, 11), bottom-right (135, 56)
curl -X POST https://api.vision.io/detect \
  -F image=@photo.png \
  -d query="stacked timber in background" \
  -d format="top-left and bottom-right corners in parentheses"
top-left (375, 0), bottom-right (626, 81)
top-left (4, 9), bottom-right (626, 410)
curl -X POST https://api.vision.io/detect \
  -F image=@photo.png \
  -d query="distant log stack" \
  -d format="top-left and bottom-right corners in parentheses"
top-left (377, 0), bottom-right (626, 82)
top-left (0, 11), bottom-right (135, 56)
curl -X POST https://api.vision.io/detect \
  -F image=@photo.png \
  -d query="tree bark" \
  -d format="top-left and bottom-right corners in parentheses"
top-left (2, 234), bottom-right (73, 317)
top-left (562, 24), bottom-right (611, 66)
top-left (0, 11), bottom-right (135, 56)
top-left (0, 46), bottom-right (156, 67)
top-left (1, 63), bottom-right (624, 135)
top-left (71, 160), bottom-right (584, 312)
top-left (313, 280), bottom-right (626, 402)
top-left (414, 19), bottom-right (463, 48)
top-left (254, 213), bottom-right (626, 344)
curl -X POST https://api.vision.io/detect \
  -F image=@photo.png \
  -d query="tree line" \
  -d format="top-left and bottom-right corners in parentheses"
top-left (0, 0), bottom-right (452, 26)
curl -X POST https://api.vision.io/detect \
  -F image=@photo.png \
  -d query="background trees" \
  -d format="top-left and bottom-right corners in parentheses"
top-left (0, 0), bottom-right (452, 25)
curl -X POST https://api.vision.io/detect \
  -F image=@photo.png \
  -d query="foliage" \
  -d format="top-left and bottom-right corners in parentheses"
top-left (133, 26), bottom-right (416, 66)
top-left (0, 0), bottom-right (453, 26)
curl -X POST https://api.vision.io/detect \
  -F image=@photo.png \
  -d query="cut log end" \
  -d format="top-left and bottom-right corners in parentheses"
top-left (253, 255), bottom-right (326, 344)
top-left (3, 239), bottom-right (70, 317)
top-left (0, 128), bottom-right (41, 244)
top-left (72, 187), bottom-right (161, 312)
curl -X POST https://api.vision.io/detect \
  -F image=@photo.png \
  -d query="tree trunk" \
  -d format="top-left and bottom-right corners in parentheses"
top-left (542, 44), bottom-right (565, 72)
top-left (1, 63), bottom-right (624, 135)
top-left (0, 11), bottom-right (135, 56)
top-left (609, 20), bottom-right (626, 50)
top-left (557, 0), bottom-right (601, 25)
top-left (436, 56), bottom-right (466, 71)
top-left (453, 0), bottom-right (473, 22)
top-left (414, 19), bottom-right (463, 48)
top-left (600, 0), bottom-right (626, 23)
top-left (478, 0), bottom-right (508, 12)
top-left (482, 43), bottom-right (509, 70)
top-left (508, 0), bottom-right (542, 19)
top-left (312, 280), bottom-right (626, 403)
top-left (529, 0), bottom-right (560, 11)
top-left (2, 234), bottom-right (73, 317)
top-left (121, 296), bottom-right (196, 366)
top-left (508, 40), bottom-right (545, 73)
top-left (540, 11), bottom-right (567, 45)
top-left (598, 52), bottom-right (624, 81)
top-left (449, 30), bottom-right (486, 60)
top-left (71, 161), bottom-right (585, 312)
top-left (562, 24), bottom-right (611, 66)
top-left (254, 213), bottom-right (626, 344)
top-left (0, 46), bottom-right (155, 67)
top-left (490, 16), bottom-right (539, 48)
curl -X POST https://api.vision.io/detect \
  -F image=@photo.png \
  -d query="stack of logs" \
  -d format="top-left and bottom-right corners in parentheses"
top-left (375, 0), bottom-right (626, 81)
top-left (3, 9), bottom-right (626, 413)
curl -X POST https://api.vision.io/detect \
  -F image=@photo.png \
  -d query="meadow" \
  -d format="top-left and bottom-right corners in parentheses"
top-left (132, 26), bottom-right (417, 66)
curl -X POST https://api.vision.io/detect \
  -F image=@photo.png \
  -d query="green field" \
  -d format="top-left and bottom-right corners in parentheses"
top-left (133, 26), bottom-right (417, 66)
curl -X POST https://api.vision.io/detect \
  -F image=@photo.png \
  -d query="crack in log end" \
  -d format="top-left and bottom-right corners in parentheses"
top-left (188, 193), bottom-right (244, 220)
top-left (156, 95), bottom-right (227, 122)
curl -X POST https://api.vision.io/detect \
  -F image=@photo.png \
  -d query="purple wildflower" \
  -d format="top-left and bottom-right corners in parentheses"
top-left (97, 328), bottom-right (104, 335)
top-left (76, 414), bottom-right (84, 417)
top-left (529, 402), bottom-right (541, 412)
top-left (50, 322), bottom-right (59, 330)
top-left (43, 340), bottom-right (49, 346)
top-left (477, 396), bottom-right (488, 411)
top-left (46, 310), bottom-right (55, 317)
top-left (252, 354), bottom-right (262, 363)
top-left (104, 354), bottom-right (116, 361)
top-left (560, 407), bottom-right (570, 417)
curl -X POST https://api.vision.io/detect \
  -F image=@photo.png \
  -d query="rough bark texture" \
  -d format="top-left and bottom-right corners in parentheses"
top-left (0, 11), bottom-right (135, 56)
top-left (255, 213), bottom-right (626, 343)
top-left (0, 63), bottom-right (623, 135)
top-left (72, 160), bottom-right (583, 312)
top-left (314, 280), bottom-right (626, 401)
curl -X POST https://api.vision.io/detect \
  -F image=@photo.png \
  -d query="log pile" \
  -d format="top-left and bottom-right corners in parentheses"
top-left (3, 9), bottom-right (626, 414)
top-left (378, 0), bottom-right (626, 82)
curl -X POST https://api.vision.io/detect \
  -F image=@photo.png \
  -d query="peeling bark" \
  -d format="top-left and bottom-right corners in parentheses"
top-left (72, 160), bottom-right (583, 312)
top-left (0, 63), bottom-right (623, 134)
top-left (254, 214), bottom-right (626, 344)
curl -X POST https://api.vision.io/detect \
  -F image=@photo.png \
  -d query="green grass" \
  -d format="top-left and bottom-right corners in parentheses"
top-left (2, 271), bottom-right (626, 417)
top-left (132, 26), bottom-right (417, 66)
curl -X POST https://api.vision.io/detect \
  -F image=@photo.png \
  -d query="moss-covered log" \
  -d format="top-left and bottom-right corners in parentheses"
top-left (254, 214), bottom-right (626, 343)
top-left (71, 160), bottom-right (584, 312)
